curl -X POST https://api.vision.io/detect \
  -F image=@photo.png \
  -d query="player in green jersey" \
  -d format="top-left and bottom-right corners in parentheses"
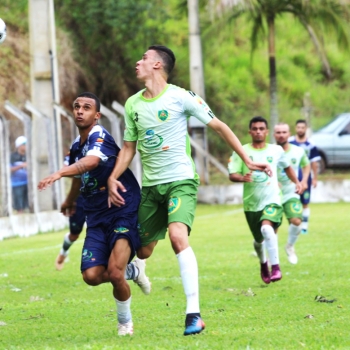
top-left (228, 116), bottom-right (302, 284)
top-left (107, 45), bottom-right (272, 335)
top-left (274, 123), bottom-right (310, 264)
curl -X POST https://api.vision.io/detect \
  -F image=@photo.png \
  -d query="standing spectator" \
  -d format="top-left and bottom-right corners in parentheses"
top-left (10, 136), bottom-right (28, 213)
top-left (289, 119), bottom-right (321, 234)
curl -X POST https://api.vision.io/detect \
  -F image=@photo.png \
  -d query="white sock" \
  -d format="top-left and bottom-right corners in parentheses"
top-left (261, 225), bottom-right (279, 265)
top-left (302, 208), bottom-right (310, 230)
top-left (253, 241), bottom-right (267, 264)
top-left (115, 297), bottom-right (132, 324)
top-left (61, 232), bottom-right (73, 256)
top-left (176, 246), bottom-right (200, 314)
top-left (288, 224), bottom-right (301, 246)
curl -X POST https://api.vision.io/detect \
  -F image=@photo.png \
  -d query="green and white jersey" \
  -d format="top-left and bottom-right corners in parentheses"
top-left (228, 143), bottom-right (289, 212)
top-left (124, 84), bottom-right (214, 186)
top-left (277, 143), bottom-right (309, 203)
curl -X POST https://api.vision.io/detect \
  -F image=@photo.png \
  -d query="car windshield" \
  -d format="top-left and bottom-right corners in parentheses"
top-left (315, 114), bottom-right (350, 134)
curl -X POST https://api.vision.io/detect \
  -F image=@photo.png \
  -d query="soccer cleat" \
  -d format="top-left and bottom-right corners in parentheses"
top-left (301, 229), bottom-right (308, 235)
top-left (55, 253), bottom-right (68, 271)
top-left (285, 244), bottom-right (298, 264)
top-left (117, 320), bottom-right (134, 336)
top-left (184, 316), bottom-right (205, 336)
top-left (270, 264), bottom-right (282, 282)
top-left (260, 261), bottom-right (271, 284)
top-left (133, 258), bottom-right (151, 295)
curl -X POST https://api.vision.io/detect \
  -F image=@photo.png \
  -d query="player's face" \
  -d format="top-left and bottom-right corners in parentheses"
top-left (274, 125), bottom-right (290, 146)
top-left (73, 97), bottom-right (100, 130)
top-left (135, 50), bottom-right (160, 81)
top-left (296, 123), bottom-right (307, 138)
top-left (249, 122), bottom-right (268, 143)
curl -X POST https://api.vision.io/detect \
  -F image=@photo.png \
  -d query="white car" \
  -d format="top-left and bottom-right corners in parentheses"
top-left (309, 113), bottom-right (350, 172)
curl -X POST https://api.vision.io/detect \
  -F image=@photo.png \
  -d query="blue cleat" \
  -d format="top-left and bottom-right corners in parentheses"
top-left (301, 229), bottom-right (308, 235)
top-left (184, 316), bottom-right (205, 336)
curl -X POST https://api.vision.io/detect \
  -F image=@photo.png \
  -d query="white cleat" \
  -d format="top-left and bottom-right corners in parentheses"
top-left (285, 244), bottom-right (298, 264)
top-left (118, 320), bottom-right (134, 336)
top-left (133, 258), bottom-right (151, 295)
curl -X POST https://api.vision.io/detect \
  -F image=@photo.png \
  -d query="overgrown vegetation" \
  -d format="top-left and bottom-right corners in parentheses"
top-left (1, 1), bottom-right (350, 160)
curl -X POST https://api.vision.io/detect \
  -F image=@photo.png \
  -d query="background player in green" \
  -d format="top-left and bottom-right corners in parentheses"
top-left (107, 45), bottom-right (272, 335)
top-left (228, 116), bottom-right (302, 284)
top-left (274, 123), bottom-right (310, 264)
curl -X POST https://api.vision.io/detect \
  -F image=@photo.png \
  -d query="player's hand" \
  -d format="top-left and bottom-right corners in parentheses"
top-left (38, 173), bottom-right (61, 190)
top-left (295, 181), bottom-right (303, 195)
top-left (312, 178), bottom-right (317, 188)
top-left (107, 177), bottom-right (126, 207)
top-left (246, 161), bottom-right (273, 177)
top-left (60, 201), bottom-right (76, 217)
top-left (242, 172), bottom-right (253, 182)
top-left (301, 181), bottom-right (308, 192)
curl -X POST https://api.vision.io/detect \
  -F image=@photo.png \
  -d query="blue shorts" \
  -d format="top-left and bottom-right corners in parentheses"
top-left (69, 195), bottom-right (85, 235)
top-left (80, 214), bottom-right (141, 272)
top-left (300, 175), bottom-right (312, 205)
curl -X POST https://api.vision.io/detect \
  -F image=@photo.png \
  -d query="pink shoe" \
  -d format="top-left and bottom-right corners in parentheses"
top-left (270, 264), bottom-right (282, 282)
top-left (260, 261), bottom-right (271, 284)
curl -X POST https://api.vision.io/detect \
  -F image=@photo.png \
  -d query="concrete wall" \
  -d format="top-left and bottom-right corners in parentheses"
top-left (197, 180), bottom-right (350, 204)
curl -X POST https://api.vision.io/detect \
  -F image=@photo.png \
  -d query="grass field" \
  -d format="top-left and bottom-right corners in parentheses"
top-left (0, 203), bottom-right (349, 349)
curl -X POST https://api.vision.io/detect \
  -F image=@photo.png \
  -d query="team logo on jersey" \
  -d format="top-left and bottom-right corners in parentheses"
top-left (157, 110), bottom-right (169, 122)
top-left (168, 197), bottom-right (181, 215)
top-left (263, 206), bottom-right (277, 216)
top-left (291, 158), bottom-right (297, 164)
top-left (290, 202), bottom-right (302, 214)
top-left (114, 227), bottom-right (129, 233)
top-left (82, 249), bottom-right (93, 261)
top-left (267, 156), bottom-right (273, 163)
top-left (251, 170), bottom-right (268, 183)
top-left (143, 129), bottom-right (164, 148)
top-left (96, 138), bottom-right (104, 143)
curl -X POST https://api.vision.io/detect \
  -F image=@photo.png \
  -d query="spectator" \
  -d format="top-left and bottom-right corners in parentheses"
top-left (10, 136), bottom-right (28, 213)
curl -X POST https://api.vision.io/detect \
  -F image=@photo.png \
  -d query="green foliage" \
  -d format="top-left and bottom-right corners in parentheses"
top-left (1, 203), bottom-right (350, 348)
top-left (0, 0), bottom-right (28, 32)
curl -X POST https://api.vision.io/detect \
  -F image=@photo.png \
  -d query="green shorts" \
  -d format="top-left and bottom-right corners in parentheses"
top-left (138, 179), bottom-right (199, 246)
top-left (244, 204), bottom-right (283, 242)
top-left (283, 198), bottom-right (303, 220)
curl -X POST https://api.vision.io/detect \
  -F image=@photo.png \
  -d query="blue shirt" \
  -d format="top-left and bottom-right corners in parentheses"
top-left (10, 152), bottom-right (28, 187)
top-left (69, 125), bottom-right (140, 222)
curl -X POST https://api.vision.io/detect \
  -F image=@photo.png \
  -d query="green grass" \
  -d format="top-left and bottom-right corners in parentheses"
top-left (1, 203), bottom-right (350, 349)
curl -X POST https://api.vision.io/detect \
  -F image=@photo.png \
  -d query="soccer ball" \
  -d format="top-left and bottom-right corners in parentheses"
top-left (0, 18), bottom-right (7, 44)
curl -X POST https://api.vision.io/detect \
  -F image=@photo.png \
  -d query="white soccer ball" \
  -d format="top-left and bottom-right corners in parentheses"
top-left (0, 18), bottom-right (7, 44)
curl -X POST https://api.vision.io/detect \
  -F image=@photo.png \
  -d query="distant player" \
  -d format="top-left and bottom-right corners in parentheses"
top-left (38, 92), bottom-right (150, 336)
top-left (289, 119), bottom-right (321, 234)
top-left (107, 45), bottom-right (272, 335)
top-left (274, 123), bottom-right (310, 264)
top-left (228, 116), bottom-right (302, 284)
top-left (55, 153), bottom-right (86, 270)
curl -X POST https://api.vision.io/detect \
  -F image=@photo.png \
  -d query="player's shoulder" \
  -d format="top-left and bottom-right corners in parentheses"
top-left (70, 135), bottom-right (80, 149)
top-left (125, 89), bottom-right (145, 106)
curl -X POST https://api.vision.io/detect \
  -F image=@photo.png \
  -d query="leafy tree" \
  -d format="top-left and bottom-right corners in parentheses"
top-left (209, 0), bottom-right (350, 138)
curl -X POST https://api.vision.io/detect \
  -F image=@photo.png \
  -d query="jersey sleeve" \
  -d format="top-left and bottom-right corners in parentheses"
top-left (85, 130), bottom-right (109, 162)
top-left (123, 98), bottom-right (138, 142)
top-left (182, 91), bottom-right (215, 125)
top-left (228, 152), bottom-right (244, 174)
top-left (309, 145), bottom-right (321, 162)
top-left (277, 146), bottom-right (290, 169)
top-left (300, 151), bottom-right (310, 168)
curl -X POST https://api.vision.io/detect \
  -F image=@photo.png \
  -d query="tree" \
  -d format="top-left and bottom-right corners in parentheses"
top-left (210, 0), bottom-right (350, 139)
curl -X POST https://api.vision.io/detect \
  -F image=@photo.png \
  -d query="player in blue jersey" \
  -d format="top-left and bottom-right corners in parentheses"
top-left (38, 92), bottom-right (150, 336)
top-left (55, 153), bottom-right (86, 270)
top-left (289, 119), bottom-right (321, 234)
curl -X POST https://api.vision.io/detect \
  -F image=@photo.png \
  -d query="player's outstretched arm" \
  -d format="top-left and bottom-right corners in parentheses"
top-left (284, 166), bottom-right (303, 194)
top-left (207, 117), bottom-right (272, 176)
top-left (38, 156), bottom-right (100, 191)
top-left (229, 172), bottom-right (253, 183)
top-left (107, 141), bottom-right (137, 208)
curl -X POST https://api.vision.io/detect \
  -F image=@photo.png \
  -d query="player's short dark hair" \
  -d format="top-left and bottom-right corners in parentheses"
top-left (76, 92), bottom-right (101, 112)
top-left (249, 116), bottom-right (268, 129)
top-left (296, 119), bottom-right (307, 126)
top-left (148, 45), bottom-right (176, 75)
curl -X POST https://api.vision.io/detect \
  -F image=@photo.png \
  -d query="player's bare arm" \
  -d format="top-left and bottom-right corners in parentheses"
top-left (311, 161), bottom-right (318, 188)
top-left (107, 141), bottom-right (137, 208)
top-left (207, 117), bottom-right (272, 176)
top-left (284, 166), bottom-right (303, 194)
top-left (229, 172), bottom-right (253, 183)
top-left (38, 155), bottom-right (100, 191)
top-left (301, 163), bottom-right (311, 191)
